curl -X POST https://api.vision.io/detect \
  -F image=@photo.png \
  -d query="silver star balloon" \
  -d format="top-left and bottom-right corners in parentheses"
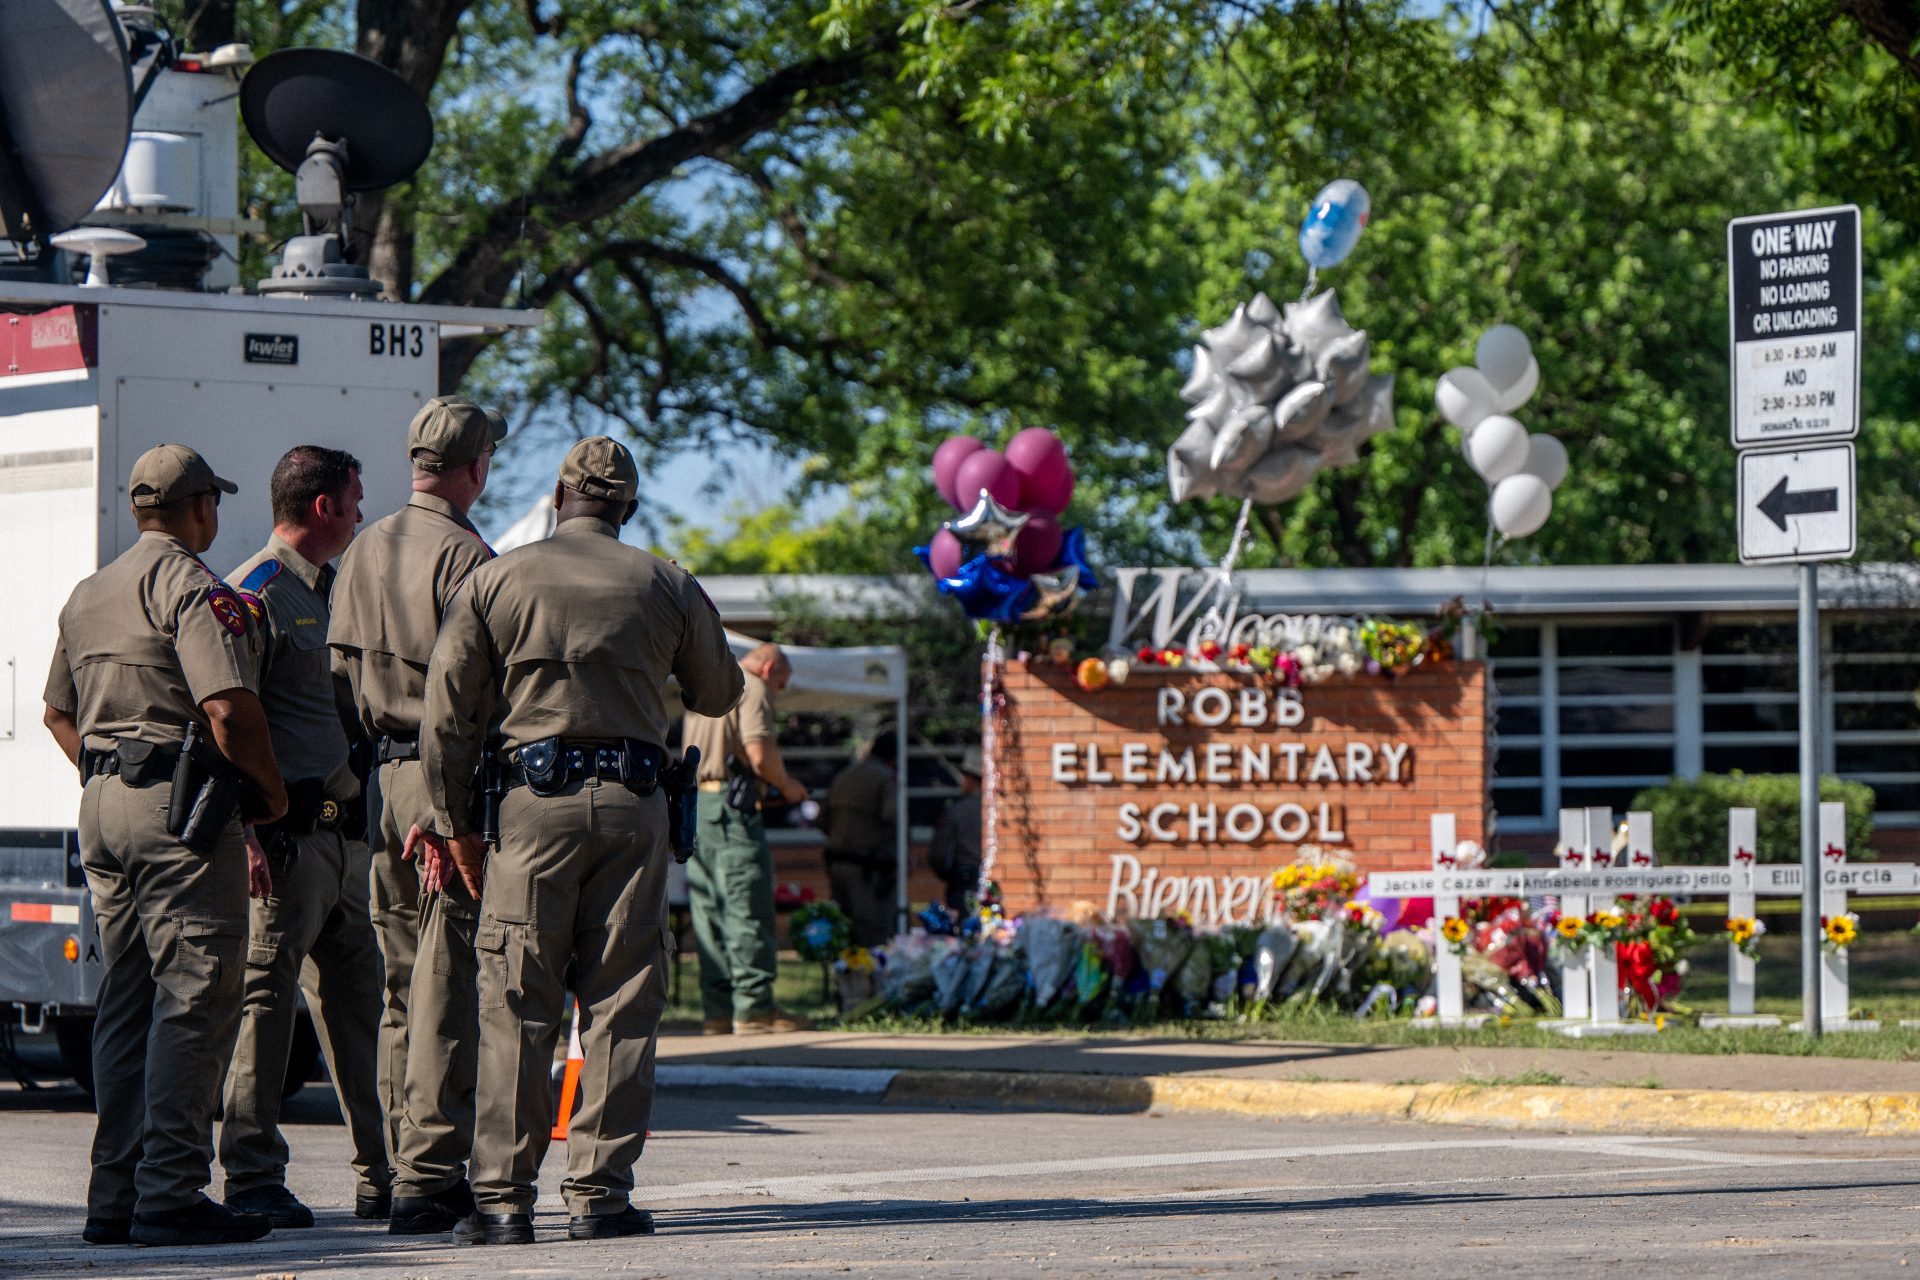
top-left (1166, 287), bottom-right (1392, 508)
top-left (1019, 569), bottom-right (1080, 623)
top-left (944, 489), bottom-right (1029, 558)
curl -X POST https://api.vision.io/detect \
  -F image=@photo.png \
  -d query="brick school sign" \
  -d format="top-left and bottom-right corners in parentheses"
top-left (989, 659), bottom-right (1489, 922)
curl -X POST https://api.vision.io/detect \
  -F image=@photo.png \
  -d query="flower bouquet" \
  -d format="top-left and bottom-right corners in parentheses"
top-left (1129, 916), bottom-right (1196, 1018)
top-left (1270, 850), bottom-right (1361, 922)
top-left (1023, 914), bottom-right (1081, 1010)
top-left (1725, 915), bottom-right (1765, 961)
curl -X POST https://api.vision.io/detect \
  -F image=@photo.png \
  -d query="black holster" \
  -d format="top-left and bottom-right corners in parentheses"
top-left (663, 746), bottom-right (701, 864)
top-left (167, 722), bottom-right (251, 856)
top-left (476, 747), bottom-right (505, 849)
top-left (723, 751), bottom-right (760, 815)
top-left (253, 777), bottom-right (326, 866)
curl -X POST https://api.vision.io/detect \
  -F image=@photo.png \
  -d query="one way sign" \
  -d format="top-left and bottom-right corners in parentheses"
top-left (1737, 442), bottom-right (1856, 564)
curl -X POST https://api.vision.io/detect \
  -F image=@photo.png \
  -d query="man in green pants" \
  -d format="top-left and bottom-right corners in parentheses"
top-left (681, 643), bottom-right (810, 1034)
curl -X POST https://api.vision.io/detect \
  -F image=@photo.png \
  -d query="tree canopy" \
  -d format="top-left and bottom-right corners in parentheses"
top-left (180, 0), bottom-right (1920, 570)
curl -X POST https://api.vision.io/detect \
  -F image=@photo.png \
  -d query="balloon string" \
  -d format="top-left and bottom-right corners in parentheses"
top-left (1199, 497), bottom-right (1256, 633)
top-left (1299, 266), bottom-right (1318, 302)
top-left (977, 625), bottom-right (1004, 904)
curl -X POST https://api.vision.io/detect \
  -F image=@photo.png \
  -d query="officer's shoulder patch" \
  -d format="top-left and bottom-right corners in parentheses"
top-left (207, 586), bottom-right (247, 637)
top-left (235, 589), bottom-right (267, 628)
top-left (238, 559), bottom-right (282, 594)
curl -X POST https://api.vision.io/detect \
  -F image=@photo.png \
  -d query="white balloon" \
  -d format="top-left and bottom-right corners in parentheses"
top-left (1490, 473), bottom-right (1553, 538)
top-left (1492, 355), bottom-right (1540, 413)
top-left (1521, 433), bottom-right (1569, 490)
top-left (1435, 367), bottom-right (1498, 431)
top-left (1475, 324), bottom-right (1533, 390)
top-left (1465, 413), bottom-right (1529, 484)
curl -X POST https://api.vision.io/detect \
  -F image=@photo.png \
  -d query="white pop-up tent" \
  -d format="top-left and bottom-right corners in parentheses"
top-left (493, 495), bottom-right (914, 932)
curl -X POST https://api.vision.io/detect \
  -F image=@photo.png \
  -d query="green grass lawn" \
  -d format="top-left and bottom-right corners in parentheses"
top-left (664, 918), bottom-right (1920, 1062)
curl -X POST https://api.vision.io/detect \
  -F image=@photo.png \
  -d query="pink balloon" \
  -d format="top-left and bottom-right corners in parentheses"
top-left (1011, 512), bottom-right (1063, 576)
top-left (1005, 427), bottom-right (1067, 479)
top-left (932, 435), bottom-right (986, 510)
top-left (953, 448), bottom-right (1022, 510)
top-left (929, 528), bottom-right (966, 579)
top-left (1020, 459), bottom-right (1075, 515)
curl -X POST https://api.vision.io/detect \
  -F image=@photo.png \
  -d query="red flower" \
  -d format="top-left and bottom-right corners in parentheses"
top-left (1198, 639), bottom-right (1223, 661)
top-left (1229, 642), bottom-right (1251, 662)
top-left (1650, 898), bottom-right (1678, 926)
top-left (1136, 646), bottom-right (1159, 664)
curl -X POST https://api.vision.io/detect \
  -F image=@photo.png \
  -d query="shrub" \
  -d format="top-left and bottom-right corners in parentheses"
top-left (1628, 773), bottom-right (1876, 864)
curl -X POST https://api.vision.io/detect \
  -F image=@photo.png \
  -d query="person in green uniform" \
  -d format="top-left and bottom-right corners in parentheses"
top-left (681, 643), bottom-right (811, 1034)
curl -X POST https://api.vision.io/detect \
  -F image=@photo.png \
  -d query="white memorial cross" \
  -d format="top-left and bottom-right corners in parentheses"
top-left (1554, 808), bottom-right (1592, 1021)
top-left (1700, 808), bottom-right (1782, 1029)
top-left (1430, 812), bottom-right (1465, 1022)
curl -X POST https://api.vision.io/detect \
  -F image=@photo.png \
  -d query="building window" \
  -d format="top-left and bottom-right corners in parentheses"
top-left (1492, 619), bottom-right (1678, 836)
top-left (1829, 619), bottom-right (1920, 829)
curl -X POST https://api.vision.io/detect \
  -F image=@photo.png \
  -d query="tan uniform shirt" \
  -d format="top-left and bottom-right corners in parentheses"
top-left (231, 533), bottom-right (345, 784)
top-left (420, 517), bottom-right (743, 835)
top-left (328, 492), bottom-right (493, 742)
top-left (822, 758), bottom-right (898, 862)
top-left (682, 672), bottom-right (776, 786)
top-left (44, 531), bottom-right (263, 751)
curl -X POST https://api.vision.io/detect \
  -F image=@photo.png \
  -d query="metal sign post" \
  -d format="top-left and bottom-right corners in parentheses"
top-left (1728, 204), bottom-right (1863, 1038)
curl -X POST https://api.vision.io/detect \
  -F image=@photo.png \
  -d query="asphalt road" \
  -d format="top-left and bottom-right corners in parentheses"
top-left (2, 1080), bottom-right (1918, 1278)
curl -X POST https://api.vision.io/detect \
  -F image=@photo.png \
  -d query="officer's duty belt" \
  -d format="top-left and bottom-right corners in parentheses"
top-left (503, 737), bottom-right (667, 797)
top-left (80, 738), bottom-right (181, 787)
top-left (376, 735), bottom-right (420, 764)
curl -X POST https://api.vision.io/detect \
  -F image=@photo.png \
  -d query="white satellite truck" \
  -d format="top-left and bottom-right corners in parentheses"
top-left (0, 2), bottom-right (538, 1090)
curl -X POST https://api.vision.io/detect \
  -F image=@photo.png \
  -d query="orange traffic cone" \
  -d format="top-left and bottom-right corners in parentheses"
top-left (551, 1005), bottom-right (584, 1140)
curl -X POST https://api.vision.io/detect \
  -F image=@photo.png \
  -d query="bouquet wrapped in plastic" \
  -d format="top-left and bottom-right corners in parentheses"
top-left (1023, 914), bottom-right (1080, 1010)
top-left (1129, 917), bottom-right (1196, 1017)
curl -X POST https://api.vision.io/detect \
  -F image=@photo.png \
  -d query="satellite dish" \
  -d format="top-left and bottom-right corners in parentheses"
top-left (0, 0), bottom-right (133, 245)
top-left (51, 227), bottom-right (146, 286)
top-left (240, 47), bottom-right (432, 296)
top-left (241, 48), bottom-right (432, 193)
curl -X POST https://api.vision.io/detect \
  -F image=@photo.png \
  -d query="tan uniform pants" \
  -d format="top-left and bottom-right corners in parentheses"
top-left (219, 827), bottom-right (390, 1199)
top-left (372, 757), bottom-right (480, 1198)
top-left (79, 772), bottom-right (247, 1216)
top-left (472, 779), bottom-right (671, 1217)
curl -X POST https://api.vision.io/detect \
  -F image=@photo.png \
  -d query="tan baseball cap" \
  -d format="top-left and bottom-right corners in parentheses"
top-left (129, 444), bottom-right (237, 508)
top-left (408, 395), bottom-right (507, 471)
top-left (559, 435), bottom-right (638, 504)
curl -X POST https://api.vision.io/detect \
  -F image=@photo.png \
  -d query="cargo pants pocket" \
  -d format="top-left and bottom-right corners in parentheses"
top-left (476, 919), bottom-right (510, 1011)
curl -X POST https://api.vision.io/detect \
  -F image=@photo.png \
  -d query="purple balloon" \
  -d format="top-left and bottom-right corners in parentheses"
top-left (932, 435), bottom-right (986, 510)
top-left (1352, 881), bottom-right (1402, 933)
top-left (953, 448), bottom-right (1022, 510)
top-left (1021, 459), bottom-right (1075, 515)
top-left (1011, 512), bottom-right (1063, 577)
top-left (929, 528), bottom-right (967, 579)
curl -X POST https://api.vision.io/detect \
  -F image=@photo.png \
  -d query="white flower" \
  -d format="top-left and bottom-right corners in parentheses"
top-left (1335, 651), bottom-right (1362, 676)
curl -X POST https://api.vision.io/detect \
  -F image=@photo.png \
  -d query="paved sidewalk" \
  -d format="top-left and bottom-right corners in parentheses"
top-left (659, 1028), bottom-right (1915, 1092)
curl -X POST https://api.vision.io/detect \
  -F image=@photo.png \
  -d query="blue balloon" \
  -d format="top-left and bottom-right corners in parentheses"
top-left (1053, 525), bottom-right (1099, 591)
top-left (922, 550), bottom-right (1035, 621)
top-left (1298, 178), bottom-right (1371, 269)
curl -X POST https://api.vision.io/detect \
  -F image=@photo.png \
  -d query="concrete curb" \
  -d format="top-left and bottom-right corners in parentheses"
top-left (883, 1069), bottom-right (1920, 1137)
top-left (658, 1062), bottom-right (1920, 1136)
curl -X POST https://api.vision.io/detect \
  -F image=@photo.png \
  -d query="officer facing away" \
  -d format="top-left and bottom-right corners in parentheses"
top-left (219, 446), bottom-right (393, 1227)
top-left (408, 435), bottom-right (743, 1246)
top-left (328, 395), bottom-right (504, 1234)
top-left (43, 444), bottom-right (289, 1247)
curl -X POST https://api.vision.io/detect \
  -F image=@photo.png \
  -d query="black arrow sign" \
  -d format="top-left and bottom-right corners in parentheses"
top-left (1757, 475), bottom-right (1839, 531)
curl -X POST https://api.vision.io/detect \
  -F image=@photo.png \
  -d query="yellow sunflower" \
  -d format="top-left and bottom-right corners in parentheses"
top-left (1556, 915), bottom-right (1585, 940)
top-left (1824, 914), bottom-right (1859, 948)
top-left (1440, 916), bottom-right (1470, 945)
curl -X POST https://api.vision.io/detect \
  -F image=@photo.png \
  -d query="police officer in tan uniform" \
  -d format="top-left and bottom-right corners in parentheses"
top-left (328, 396), bottom-right (503, 1234)
top-left (219, 446), bottom-right (392, 1226)
top-left (42, 444), bottom-right (289, 1247)
top-left (409, 436), bottom-right (741, 1245)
